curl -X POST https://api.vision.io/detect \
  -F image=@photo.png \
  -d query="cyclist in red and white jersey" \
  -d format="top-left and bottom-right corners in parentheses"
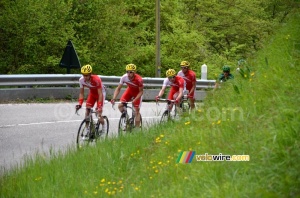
top-left (75, 64), bottom-right (107, 132)
top-left (111, 64), bottom-right (143, 127)
top-left (156, 69), bottom-right (185, 109)
top-left (177, 61), bottom-right (196, 109)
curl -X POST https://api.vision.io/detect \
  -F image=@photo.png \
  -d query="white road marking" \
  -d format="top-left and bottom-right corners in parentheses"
top-left (0, 116), bottom-right (161, 128)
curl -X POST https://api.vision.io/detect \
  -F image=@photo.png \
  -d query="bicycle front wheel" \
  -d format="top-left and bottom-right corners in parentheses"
top-left (76, 120), bottom-right (92, 148)
top-left (96, 116), bottom-right (109, 138)
top-left (181, 101), bottom-right (190, 113)
top-left (160, 110), bottom-right (170, 123)
top-left (129, 114), bottom-right (143, 132)
top-left (118, 113), bottom-right (129, 135)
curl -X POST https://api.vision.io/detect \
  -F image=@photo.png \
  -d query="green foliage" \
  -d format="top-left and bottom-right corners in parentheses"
top-left (0, 0), bottom-right (75, 74)
top-left (0, 0), bottom-right (296, 77)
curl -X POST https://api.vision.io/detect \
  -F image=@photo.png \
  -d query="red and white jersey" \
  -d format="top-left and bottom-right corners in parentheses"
top-left (119, 73), bottom-right (143, 92)
top-left (79, 75), bottom-right (105, 95)
top-left (177, 70), bottom-right (196, 90)
top-left (162, 75), bottom-right (185, 91)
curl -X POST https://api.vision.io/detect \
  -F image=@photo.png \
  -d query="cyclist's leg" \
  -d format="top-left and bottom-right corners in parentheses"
top-left (172, 90), bottom-right (181, 111)
top-left (133, 96), bottom-right (142, 128)
top-left (168, 88), bottom-right (177, 111)
top-left (119, 89), bottom-right (131, 113)
top-left (98, 90), bottom-right (106, 126)
top-left (85, 94), bottom-right (96, 125)
top-left (189, 89), bottom-right (196, 109)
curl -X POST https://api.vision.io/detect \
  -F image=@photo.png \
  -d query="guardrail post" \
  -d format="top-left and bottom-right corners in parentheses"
top-left (201, 64), bottom-right (207, 80)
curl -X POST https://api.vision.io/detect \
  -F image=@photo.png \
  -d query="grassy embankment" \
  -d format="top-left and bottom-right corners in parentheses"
top-left (1, 11), bottom-right (299, 198)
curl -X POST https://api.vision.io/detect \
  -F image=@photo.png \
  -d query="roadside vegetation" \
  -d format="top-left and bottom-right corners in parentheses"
top-left (0, 0), bottom-right (296, 78)
top-left (0, 10), bottom-right (299, 197)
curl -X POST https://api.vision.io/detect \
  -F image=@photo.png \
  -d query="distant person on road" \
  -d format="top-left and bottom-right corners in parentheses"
top-left (75, 64), bottom-right (107, 135)
top-left (214, 65), bottom-right (234, 89)
top-left (111, 64), bottom-right (143, 128)
top-left (156, 69), bottom-right (185, 109)
top-left (177, 61), bottom-right (197, 109)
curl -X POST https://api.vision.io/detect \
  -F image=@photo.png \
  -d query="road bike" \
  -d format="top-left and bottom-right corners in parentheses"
top-left (157, 94), bottom-right (190, 123)
top-left (180, 94), bottom-right (191, 113)
top-left (76, 107), bottom-right (109, 148)
top-left (113, 102), bottom-right (142, 135)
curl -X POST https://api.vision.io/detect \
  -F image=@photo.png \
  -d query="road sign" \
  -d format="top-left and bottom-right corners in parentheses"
top-left (59, 40), bottom-right (81, 73)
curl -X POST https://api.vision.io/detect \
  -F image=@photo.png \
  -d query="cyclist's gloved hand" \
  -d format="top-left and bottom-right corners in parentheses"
top-left (155, 96), bottom-right (160, 102)
top-left (175, 99), bottom-right (180, 104)
top-left (96, 106), bottom-right (102, 113)
top-left (75, 105), bottom-right (81, 110)
top-left (110, 99), bottom-right (115, 105)
top-left (96, 102), bottom-right (103, 112)
top-left (188, 94), bottom-right (193, 99)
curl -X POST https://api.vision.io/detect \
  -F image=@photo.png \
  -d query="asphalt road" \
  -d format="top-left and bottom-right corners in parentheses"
top-left (0, 102), bottom-right (166, 174)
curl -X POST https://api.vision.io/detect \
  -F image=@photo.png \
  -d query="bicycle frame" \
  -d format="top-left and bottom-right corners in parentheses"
top-left (157, 98), bottom-right (177, 123)
top-left (180, 94), bottom-right (191, 113)
top-left (157, 95), bottom-right (191, 123)
top-left (113, 102), bottom-right (142, 134)
top-left (76, 107), bottom-right (109, 147)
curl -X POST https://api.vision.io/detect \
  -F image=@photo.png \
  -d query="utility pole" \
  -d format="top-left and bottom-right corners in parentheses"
top-left (155, 0), bottom-right (161, 77)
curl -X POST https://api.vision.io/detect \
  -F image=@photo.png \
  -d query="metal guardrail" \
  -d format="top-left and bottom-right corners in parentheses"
top-left (0, 74), bottom-right (216, 88)
top-left (0, 74), bottom-right (215, 102)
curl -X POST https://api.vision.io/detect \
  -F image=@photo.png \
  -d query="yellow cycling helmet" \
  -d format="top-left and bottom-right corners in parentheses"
top-left (166, 69), bottom-right (176, 77)
top-left (126, 63), bottom-right (136, 71)
top-left (81, 64), bottom-right (92, 74)
top-left (180, 61), bottom-right (190, 67)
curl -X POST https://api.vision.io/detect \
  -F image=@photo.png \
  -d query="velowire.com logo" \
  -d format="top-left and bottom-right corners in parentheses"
top-left (176, 151), bottom-right (250, 163)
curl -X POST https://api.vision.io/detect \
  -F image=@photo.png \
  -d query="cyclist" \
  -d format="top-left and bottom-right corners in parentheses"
top-left (215, 65), bottom-right (234, 89)
top-left (111, 64), bottom-right (143, 128)
top-left (75, 64), bottom-right (107, 136)
top-left (177, 61), bottom-right (196, 109)
top-left (156, 69), bottom-right (185, 109)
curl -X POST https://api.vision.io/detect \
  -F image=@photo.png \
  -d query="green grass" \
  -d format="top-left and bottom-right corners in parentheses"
top-left (1, 11), bottom-right (300, 198)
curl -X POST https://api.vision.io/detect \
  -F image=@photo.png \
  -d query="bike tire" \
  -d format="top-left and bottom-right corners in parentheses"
top-left (96, 116), bottom-right (109, 138)
top-left (181, 101), bottom-right (190, 113)
top-left (138, 114), bottom-right (143, 130)
top-left (76, 119), bottom-right (92, 148)
top-left (118, 113), bottom-right (129, 135)
top-left (160, 110), bottom-right (170, 123)
top-left (129, 114), bottom-right (143, 132)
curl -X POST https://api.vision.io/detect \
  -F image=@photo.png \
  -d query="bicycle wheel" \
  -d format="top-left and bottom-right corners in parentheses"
top-left (160, 110), bottom-right (170, 123)
top-left (118, 113), bottom-right (129, 135)
top-left (76, 120), bottom-right (93, 148)
top-left (137, 114), bottom-right (143, 130)
top-left (181, 101), bottom-right (190, 113)
top-left (129, 114), bottom-right (142, 132)
top-left (128, 117), bottom-right (134, 132)
top-left (96, 116), bottom-right (109, 138)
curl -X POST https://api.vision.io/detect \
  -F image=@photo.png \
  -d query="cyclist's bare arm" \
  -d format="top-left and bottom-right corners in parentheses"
top-left (158, 86), bottom-right (167, 97)
top-left (190, 81), bottom-right (196, 95)
top-left (78, 87), bottom-right (84, 102)
top-left (176, 87), bottom-right (184, 101)
top-left (112, 84), bottom-right (123, 101)
top-left (132, 86), bottom-right (143, 103)
top-left (97, 87), bottom-right (103, 115)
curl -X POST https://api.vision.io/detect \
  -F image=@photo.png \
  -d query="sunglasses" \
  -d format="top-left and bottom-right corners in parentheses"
top-left (168, 76), bottom-right (175, 79)
top-left (127, 71), bottom-right (135, 74)
top-left (181, 66), bottom-right (188, 69)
